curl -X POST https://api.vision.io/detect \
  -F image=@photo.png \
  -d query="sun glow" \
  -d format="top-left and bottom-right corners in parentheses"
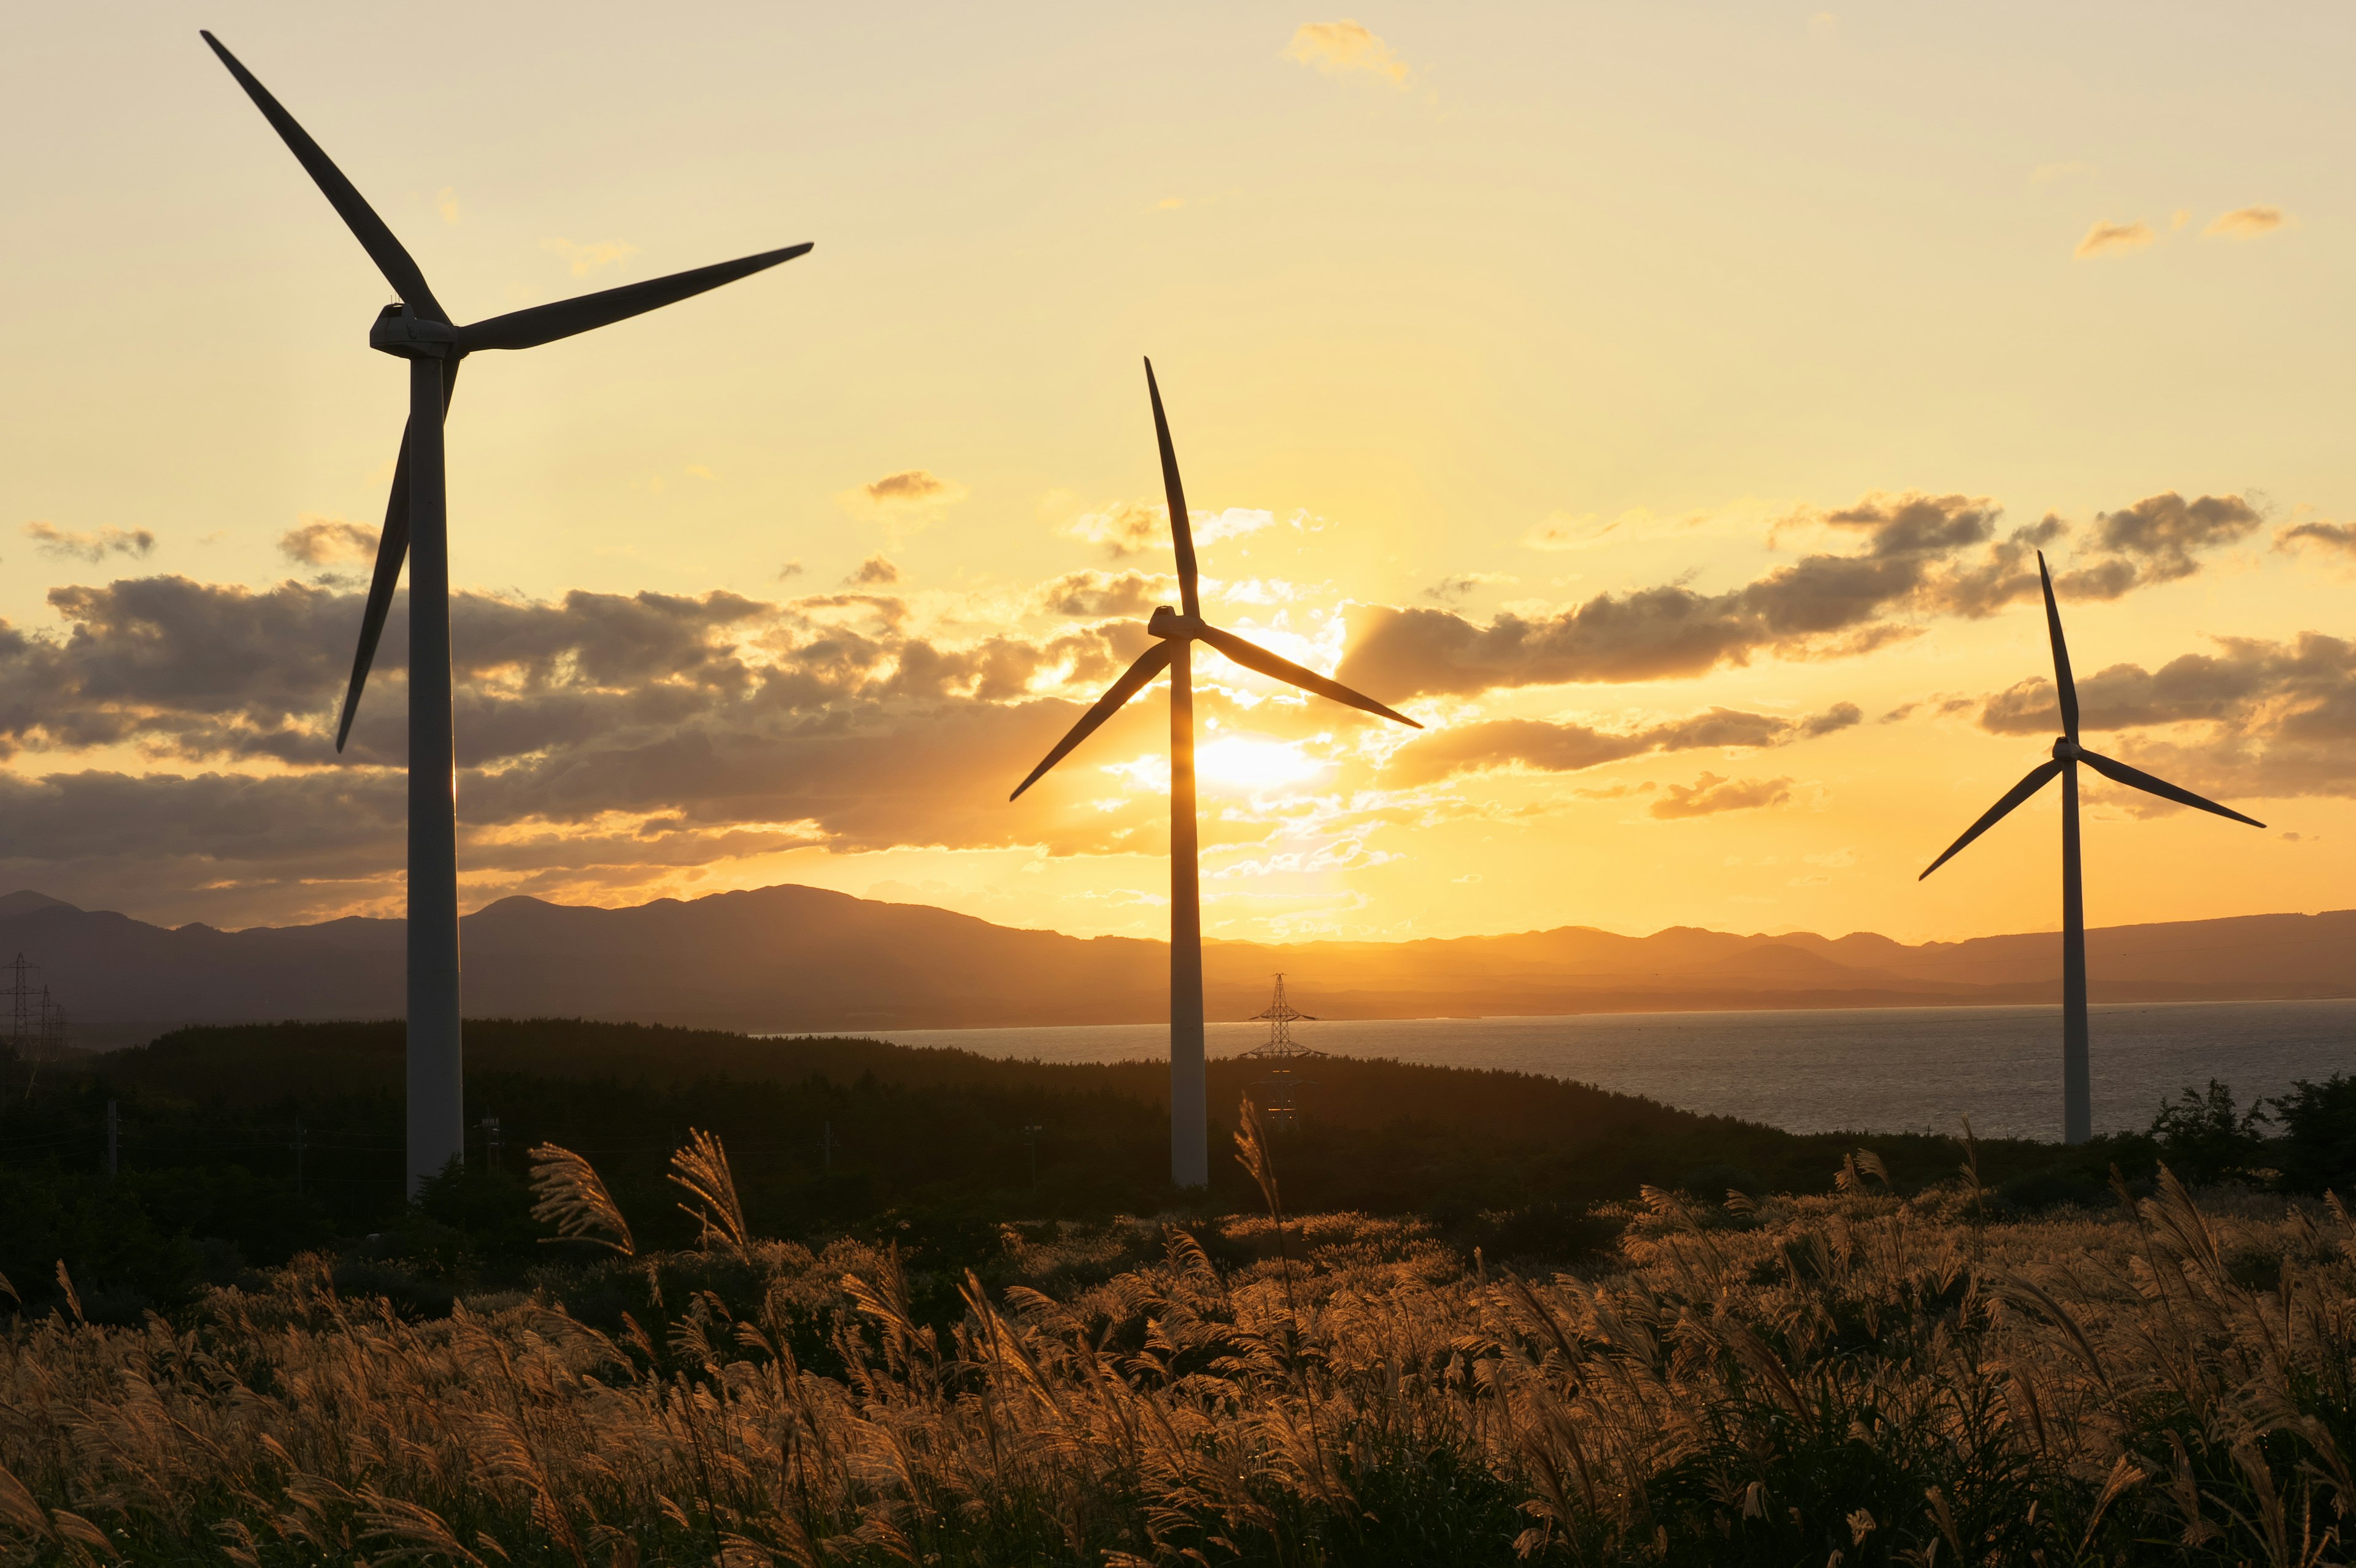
top-left (1197, 736), bottom-right (1327, 793)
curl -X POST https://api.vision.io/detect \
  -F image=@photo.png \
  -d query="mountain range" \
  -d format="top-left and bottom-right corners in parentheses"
top-left (2, 885), bottom-right (2352, 1047)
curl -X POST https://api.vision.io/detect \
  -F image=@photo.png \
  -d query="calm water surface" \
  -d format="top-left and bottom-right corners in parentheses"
top-left (849, 1001), bottom-right (2356, 1141)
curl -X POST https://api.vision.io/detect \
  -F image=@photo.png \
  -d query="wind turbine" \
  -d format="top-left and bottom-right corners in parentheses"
top-left (1919, 551), bottom-right (2263, 1145)
top-left (1010, 361), bottom-right (1422, 1187)
top-left (202, 33), bottom-right (811, 1194)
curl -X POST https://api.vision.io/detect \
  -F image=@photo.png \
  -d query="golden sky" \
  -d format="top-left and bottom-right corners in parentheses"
top-left (2, 2), bottom-right (2352, 944)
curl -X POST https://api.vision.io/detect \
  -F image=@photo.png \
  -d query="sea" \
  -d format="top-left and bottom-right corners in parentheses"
top-left (851, 1000), bottom-right (2356, 1142)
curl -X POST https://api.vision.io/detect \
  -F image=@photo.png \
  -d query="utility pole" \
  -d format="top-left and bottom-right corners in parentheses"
top-left (479, 1115), bottom-right (503, 1170)
top-left (105, 1100), bottom-right (118, 1178)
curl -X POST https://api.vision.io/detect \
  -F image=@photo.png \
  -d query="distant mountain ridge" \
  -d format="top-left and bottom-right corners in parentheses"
top-left (2, 885), bottom-right (2352, 1042)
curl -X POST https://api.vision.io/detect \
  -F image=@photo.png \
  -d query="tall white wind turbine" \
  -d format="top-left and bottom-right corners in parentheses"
top-left (1011, 361), bottom-right (1422, 1186)
top-left (202, 32), bottom-right (811, 1193)
top-left (1919, 551), bottom-right (2263, 1143)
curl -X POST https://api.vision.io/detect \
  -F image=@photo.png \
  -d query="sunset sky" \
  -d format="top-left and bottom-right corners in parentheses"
top-left (4, 2), bottom-right (2352, 946)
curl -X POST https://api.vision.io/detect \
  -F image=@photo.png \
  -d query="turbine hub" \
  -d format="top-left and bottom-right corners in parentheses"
top-left (1147, 605), bottom-right (1204, 640)
top-left (2052, 736), bottom-right (2082, 761)
top-left (369, 303), bottom-right (460, 360)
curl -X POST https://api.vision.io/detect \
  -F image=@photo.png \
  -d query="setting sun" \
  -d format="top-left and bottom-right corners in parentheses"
top-left (1197, 734), bottom-right (1330, 794)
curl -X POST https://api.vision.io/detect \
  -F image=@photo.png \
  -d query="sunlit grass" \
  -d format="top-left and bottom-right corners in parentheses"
top-left (4, 1138), bottom-right (2353, 1565)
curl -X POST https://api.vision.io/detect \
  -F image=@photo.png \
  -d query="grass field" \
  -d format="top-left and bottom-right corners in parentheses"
top-left (5, 1105), bottom-right (2354, 1566)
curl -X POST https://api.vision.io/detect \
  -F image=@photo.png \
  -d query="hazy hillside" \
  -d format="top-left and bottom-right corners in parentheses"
top-left (2, 885), bottom-right (2352, 1039)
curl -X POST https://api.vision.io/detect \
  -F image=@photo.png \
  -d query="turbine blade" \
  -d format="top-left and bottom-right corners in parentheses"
top-left (1918, 759), bottom-right (2064, 880)
top-left (334, 358), bottom-right (460, 751)
top-left (1144, 359), bottom-right (1199, 618)
top-left (1009, 641), bottom-right (1177, 801)
top-left (2037, 550), bottom-right (2079, 740)
top-left (199, 31), bottom-right (448, 323)
top-left (459, 244), bottom-right (813, 353)
top-left (1193, 624), bottom-right (1423, 729)
top-left (2079, 748), bottom-right (2266, 828)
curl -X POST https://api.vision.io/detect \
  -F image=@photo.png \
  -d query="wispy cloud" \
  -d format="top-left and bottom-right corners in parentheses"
top-left (1067, 501), bottom-right (1272, 558)
top-left (542, 237), bottom-right (640, 277)
top-left (1650, 773), bottom-right (1793, 820)
top-left (2074, 220), bottom-right (2154, 259)
top-left (845, 555), bottom-right (901, 586)
top-left (2204, 205), bottom-right (2289, 240)
top-left (842, 471), bottom-right (968, 545)
top-left (436, 186), bottom-right (460, 225)
top-left (1423, 572), bottom-right (1516, 603)
top-left (1284, 20), bottom-right (1409, 85)
top-left (1389, 703), bottom-right (1858, 786)
top-left (2279, 521), bottom-right (2356, 558)
top-left (23, 521), bottom-right (155, 562)
top-left (277, 517), bottom-right (377, 566)
top-left (862, 470), bottom-right (963, 508)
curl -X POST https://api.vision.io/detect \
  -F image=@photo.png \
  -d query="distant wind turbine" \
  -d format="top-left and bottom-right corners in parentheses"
top-left (202, 32), bottom-right (810, 1194)
top-left (1919, 551), bottom-right (2263, 1144)
top-left (1011, 361), bottom-right (1422, 1186)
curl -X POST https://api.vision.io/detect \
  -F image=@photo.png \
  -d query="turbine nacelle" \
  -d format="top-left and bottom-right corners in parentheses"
top-left (1147, 606), bottom-right (1206, 640)
top-left (2051, 736), bottom-right (2082, 763)
top-left (369, 304), bottom-right (460, 361)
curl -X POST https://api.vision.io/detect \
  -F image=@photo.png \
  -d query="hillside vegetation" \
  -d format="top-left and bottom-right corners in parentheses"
top-left (0, 1017), bottom-right (2202, 1321)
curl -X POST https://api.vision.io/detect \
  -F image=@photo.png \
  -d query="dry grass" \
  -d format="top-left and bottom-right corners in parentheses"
top-left (4, 1139), bottom-right (2354, 1566)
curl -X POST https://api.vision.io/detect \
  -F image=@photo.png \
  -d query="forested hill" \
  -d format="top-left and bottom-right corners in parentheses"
top-left (2, 884), bottom-right (2351, 1037)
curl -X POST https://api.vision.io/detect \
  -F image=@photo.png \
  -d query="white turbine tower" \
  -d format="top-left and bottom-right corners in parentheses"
top-left (203, 32), bottom-right (812, 1193)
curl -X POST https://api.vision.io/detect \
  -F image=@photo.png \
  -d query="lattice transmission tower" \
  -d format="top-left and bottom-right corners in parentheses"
top-left (5, 954), bottom-right (36, 1049)
top-left (1239, 974), bottom-right (1323, 1129)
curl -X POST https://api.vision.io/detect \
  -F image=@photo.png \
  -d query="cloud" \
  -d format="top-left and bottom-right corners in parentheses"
top-left (1649, 774), bottom-right (1793, 820)
top-left (1284, 20), bottom-right (1408, 84)
top-left (1065, 501), bottom-right (1271, 559)
top-left (1338, 489), bottom-right (2253, 701)
top-left (863, 471), bottom-right (955, 506)
top-left (1423, 572), bottom-right (1515, 602)
top-left (1034, 569), bottom-right (1172, 620)
top-left (1341, 492), bottom-right (1999, 697)
top-left (2280, 521), bottom-right (2356, 558)
top-left (437, 186), bottom-right (459, 225)
top-left (1387, 702), bottom-right (1858, 786)
top-left (2057, 491), bottom-right (2261, 598)
top-left (0, 576), bottom-right (781, 769)
top-left (1971, 631), bottom-right (2356, 801)
top-left (23, 522), bottom-right (155, 563)
top-left (2204, 206), bottom-right (2288, 240)
top-left (846, 555), bottom-right (901, 587)
top-left (1196, 508), bottom-right (1277, 545)
top-left (278, 518), bottom-right (379, 566)
top-left (2075, 220), bottom-right (2154, 259)
top-left (777, 561), bottom-right (806, 580)
top-left (1069, 502), bottom-right (1163, 558)
top-left (0, 567), bottom-right (1216, 926)
top-left (542, 238), bottom-right (639, 277)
